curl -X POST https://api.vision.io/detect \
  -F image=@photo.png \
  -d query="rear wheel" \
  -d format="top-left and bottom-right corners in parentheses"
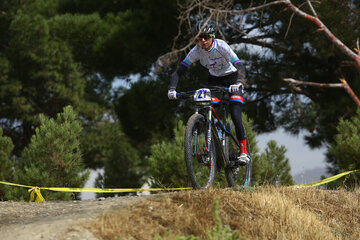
top-left (184, 113), bottom-right (216, 189)
top-left (224, 122), bottom-right (252, 187)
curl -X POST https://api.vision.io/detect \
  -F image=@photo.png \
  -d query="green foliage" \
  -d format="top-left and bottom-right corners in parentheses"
top-left (328, 109), bottom-right (360, 187)
top-left (0, 1), bottom-right (105, 154)
top-left (148, 120), bottom-right (189, 188)
top-left (81, 116), bottom-right (125, 169)
top-left (7, 106), bottom-right (89, 201)
top-left (114, 77), bottom-right (180, 155)
top-left (257, 140), bottom-right (294, 186)
top-left (58, 0), bottom-right (178, 77)
top-left (94, 121), bottom-right (144, 197)
top-left (0, 127), bottom-right (15, 200)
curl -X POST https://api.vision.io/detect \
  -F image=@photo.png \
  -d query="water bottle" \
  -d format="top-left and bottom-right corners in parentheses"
top-left (217, 129), bottom-right (223, 140)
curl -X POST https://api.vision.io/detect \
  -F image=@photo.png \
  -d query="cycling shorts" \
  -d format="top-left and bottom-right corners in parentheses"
top-left (207, 71), bottom-right (244, 104)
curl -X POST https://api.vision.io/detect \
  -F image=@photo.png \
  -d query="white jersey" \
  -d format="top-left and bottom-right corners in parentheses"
top-left (181, 39), bottom-right (241, 77)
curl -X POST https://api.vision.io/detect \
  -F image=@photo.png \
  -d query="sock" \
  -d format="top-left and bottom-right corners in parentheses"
top-left (238, 139), bottom-right (248, 154)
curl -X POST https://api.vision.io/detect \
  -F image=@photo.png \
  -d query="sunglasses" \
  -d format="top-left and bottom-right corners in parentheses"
top-left (196, 34), bottom-right (213, 41)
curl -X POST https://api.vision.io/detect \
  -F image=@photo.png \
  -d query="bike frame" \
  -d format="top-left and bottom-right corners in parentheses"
top-left (194, 100), bottom-right (239, 169)
top-left (210, 100), bottom-right (252, 186)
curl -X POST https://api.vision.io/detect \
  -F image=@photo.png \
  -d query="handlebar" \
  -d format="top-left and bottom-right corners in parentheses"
top-left (176, 87), bottom-right (229, 99)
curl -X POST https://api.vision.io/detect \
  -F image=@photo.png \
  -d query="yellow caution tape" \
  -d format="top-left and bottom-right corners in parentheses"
top-left (0, 181), bottom-right (46, 202)
top-left (0, 180), bottom-right (191, 202)
top-left (0, 169), bottom-right (358, 202)
top-left (40, 187), bottom-right (192, 193)
top-left (291, 169), bottom-right (359, 188)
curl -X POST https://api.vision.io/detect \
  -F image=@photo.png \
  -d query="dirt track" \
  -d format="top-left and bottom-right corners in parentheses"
top-left (0, 195), bottom-right (150, 240)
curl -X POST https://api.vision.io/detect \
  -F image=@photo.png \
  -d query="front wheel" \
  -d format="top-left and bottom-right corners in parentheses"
top-left (184, 113), bottom-right (216, 189)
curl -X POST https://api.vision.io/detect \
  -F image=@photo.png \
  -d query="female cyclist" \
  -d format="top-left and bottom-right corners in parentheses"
top-left (168, 22), bottom-right (250, 165)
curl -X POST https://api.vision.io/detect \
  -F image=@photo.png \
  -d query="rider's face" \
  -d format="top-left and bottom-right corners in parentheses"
top-left (197, 34), bottom-right (213, 50)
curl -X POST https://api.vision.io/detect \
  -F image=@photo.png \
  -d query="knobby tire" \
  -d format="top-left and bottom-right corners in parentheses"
top-left (224, 122), bottom-right (252, 187)
top-left (184, 113), bottom-right (216, 189)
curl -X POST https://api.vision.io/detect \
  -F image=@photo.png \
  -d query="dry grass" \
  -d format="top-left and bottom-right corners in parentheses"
top-left (87, 187), bottom-right (360, 240)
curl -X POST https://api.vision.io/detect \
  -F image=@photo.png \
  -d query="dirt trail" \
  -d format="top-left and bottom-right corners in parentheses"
top-left (0, 195), bottom-right (150, 240)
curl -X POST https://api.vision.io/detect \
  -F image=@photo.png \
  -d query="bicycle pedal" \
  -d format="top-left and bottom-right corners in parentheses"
top-left (232, 167), bottom-right (240, 178)
top-left (237, 161), bottom-right (248, 167)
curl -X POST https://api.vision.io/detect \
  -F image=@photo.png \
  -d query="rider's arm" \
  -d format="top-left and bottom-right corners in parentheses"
top-left (233, 61), bottom-right (246, 83)
top-left (170, 64), bottom-right (187, 89)
top-left (170, 46), bottom-right (200, 90)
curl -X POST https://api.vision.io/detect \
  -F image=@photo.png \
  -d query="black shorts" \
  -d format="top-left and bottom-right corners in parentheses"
top-left (207, 72), bottom-right (244, 104)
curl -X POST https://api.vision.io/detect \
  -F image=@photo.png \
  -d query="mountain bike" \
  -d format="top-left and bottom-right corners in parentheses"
top-left (177, 87), bottom-right (252, 189)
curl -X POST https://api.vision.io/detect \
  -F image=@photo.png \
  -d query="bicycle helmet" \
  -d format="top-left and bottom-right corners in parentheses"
top-left (194, 20), bottom-right (216, 38)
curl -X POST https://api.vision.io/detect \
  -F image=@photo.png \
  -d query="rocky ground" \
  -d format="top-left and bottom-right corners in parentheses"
top-left (0, 195), bottom-right (150, 240)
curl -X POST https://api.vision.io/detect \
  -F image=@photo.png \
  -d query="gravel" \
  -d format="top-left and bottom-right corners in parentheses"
top-left (0, 195), bottom-right (149, 240)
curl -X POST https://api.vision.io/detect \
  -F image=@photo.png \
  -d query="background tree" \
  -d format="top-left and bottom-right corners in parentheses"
top-left (7, 106), bottom-right (89, 201)
top-left (80, 114), bottom-right (126, 169)
top-left (0, 0), bottom-right (105, 156)
top-left (258, 140), bottom-right (294, 185)
top-left (0, 0), bottom-right (180, 171)
top-left (0, 127), bottom-right (15, 200)
top-left (57, 0), bottom-right (178, 77)
top-left (328, 109), bottom-right (360, 188)
top-left (94, 128), bottom-right (144, 197)
top-left (0, 0), bottom-right (181, 198)
top-left (114, 77), bottom-right (177, 155)
top-left (148, 120), bottom-right (189, 188)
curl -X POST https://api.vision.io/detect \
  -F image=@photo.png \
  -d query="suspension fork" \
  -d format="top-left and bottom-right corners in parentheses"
top-left (206, 106), bottom-right (213, 154)
top-left (192, 107), bottom-right (212, 155)
top-left (192, 108), bottom-right (200, 155)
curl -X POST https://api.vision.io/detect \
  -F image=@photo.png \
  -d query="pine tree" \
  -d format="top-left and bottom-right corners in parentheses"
top-left (148, 120), bottom-right (189, 188)
top-left (94, 122), bottom-right (144, 197)
top-left (7, 106), bottom-right (89, 201)
top-left (258, 140), bottom-right (294, 186)
top-left (0, 127), bottom-right (15, 200)
top-left (81, 116), bottom-right (126, 169)
top-left (0, 1), bottom-right (106, 156)
top-left (329, 109), bottom-right (360, 188)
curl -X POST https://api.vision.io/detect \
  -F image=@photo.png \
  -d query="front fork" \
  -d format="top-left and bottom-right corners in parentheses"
top-left (206, 107), bottom-right (213, 156)
top-left (192, 107), bottom-right (213, 165)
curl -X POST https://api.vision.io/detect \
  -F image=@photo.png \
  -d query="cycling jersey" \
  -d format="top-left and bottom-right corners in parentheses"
top-left (181, 39), bottom-right (241, 77)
